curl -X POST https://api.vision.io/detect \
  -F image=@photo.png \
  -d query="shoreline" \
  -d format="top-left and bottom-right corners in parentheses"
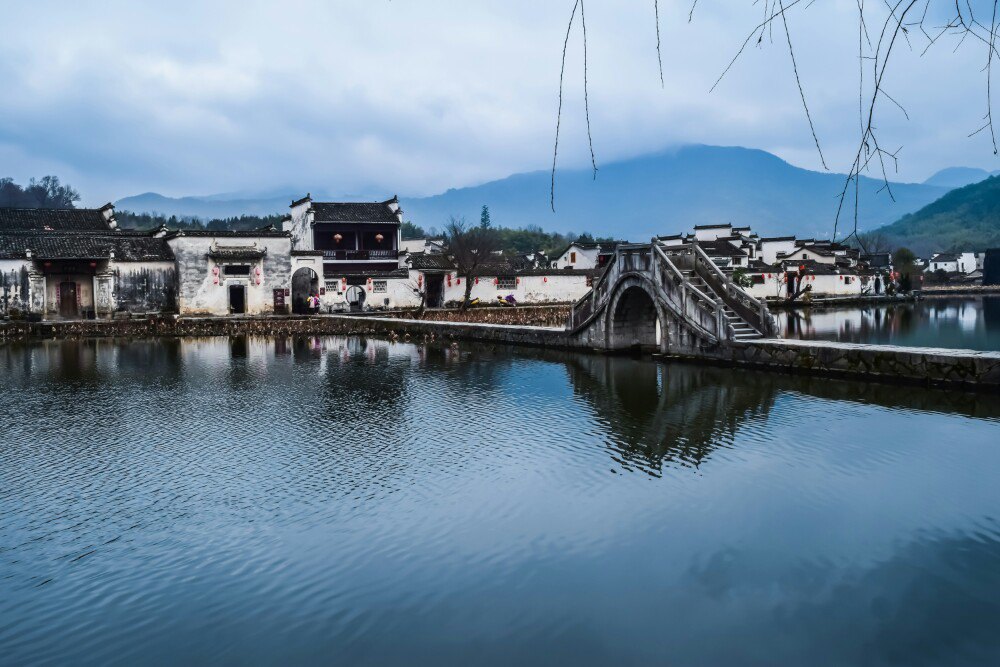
top-left (3, 313), bottom-right (999, 392)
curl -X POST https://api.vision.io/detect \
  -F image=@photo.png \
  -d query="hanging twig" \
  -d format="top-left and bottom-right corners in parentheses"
top-left (551, 0), bottom-right (581, 211)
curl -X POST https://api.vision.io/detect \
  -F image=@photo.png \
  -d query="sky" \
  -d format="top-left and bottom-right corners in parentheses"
top-left (1, 0), bottom-right (998, 206)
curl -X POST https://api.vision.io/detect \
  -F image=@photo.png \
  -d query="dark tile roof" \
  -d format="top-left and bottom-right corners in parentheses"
top-left (207, 245), bottom-right (267, 260)
top-left (759, 236), bottom-right (796, 242)
top-left (700, 240), bottom-right (749, 257)
top-left (931, 253), bottom-right (960, 262)
top-left (409, 252), bottom-right (455, 271)
top-left (311, 199), bottom-right (400, 223)
top-left (0, 232), bottom-right (174, 261)
top-left (0, 207), bottom-right (113, 232)
top-left (164, 229), bottom-right (290, 238)
top-left (694, 223), bottom-right (732, 230)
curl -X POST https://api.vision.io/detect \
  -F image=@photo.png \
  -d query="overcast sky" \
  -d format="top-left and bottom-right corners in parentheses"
top-left (1, 1), bottom-right (997, 205)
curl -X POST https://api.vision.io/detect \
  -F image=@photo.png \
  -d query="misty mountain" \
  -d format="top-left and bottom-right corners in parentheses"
top-left (922, 166), bottom-right (1000, 189)
top-left (401, 146), bottom-right (948, 239)
top-left (115, 145), bottom-right (949, 239)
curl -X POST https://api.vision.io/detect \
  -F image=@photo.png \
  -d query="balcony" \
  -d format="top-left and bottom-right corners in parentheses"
top-left (322, 249), bottom-right (399, 261)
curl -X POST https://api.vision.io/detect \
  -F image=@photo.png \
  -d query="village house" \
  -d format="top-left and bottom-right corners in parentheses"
top-left (0, 206), bottom-right (294, 319)
top-left (285, 195), bottom-right (409, 312)
top-left (926, 252), bottom-right (977, 274)
top-left (0, 206), bottom-right (176, 319)
top-left (551, 242), bottom-right (602, 270)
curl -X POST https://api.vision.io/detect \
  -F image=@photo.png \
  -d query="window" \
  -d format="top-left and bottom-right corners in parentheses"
top-left (802, 253), bottom-right (808, 260)
top-left (497, 276), bottom-right (517, 290)
top-left (751, 274), bottom-right (765, 285)
top-left (844, 276), bottom-right (853, 285)
top-left (224, 264), bottom-right (251, 276)
top-left (373, 280), bottom-right (387, 293)
top-left (570, 251), bottom-right (577, 263)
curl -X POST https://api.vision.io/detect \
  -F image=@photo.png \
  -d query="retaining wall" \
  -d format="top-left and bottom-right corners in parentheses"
top-left (3, 314), bottom-right (999, 390)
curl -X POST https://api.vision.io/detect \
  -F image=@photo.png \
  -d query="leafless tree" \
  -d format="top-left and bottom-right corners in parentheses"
top-left (551, 1), bottom-right (1000, 245)
top-left (443, 216), bottom-right (502, 310)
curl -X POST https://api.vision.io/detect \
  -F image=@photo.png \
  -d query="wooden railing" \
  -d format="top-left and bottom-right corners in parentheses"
top-left (322, 249), bottom-right (399, 260)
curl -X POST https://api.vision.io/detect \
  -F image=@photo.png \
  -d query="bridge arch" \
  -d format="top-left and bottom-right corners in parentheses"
top-left (605, 275), bottom-right (667, 353)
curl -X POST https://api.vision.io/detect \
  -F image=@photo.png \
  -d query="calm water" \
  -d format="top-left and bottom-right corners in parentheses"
top-left (2, 337), bottom-right (1000, 666)
top-left (780, 295), bottom-right (1000, 351)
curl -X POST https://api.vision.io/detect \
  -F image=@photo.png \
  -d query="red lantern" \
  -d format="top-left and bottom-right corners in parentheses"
top-left (456, 278), bottom-right (461, 285)
top-left (418, 274), bottom-right (423, 287)
top-left (341, 278), bottom-right (347, 291)
top-left (475, 277), bottom-right (479, 285)
top-left (543, 276), bottom-right (548, 282)
top-left (493, 278), bottom-right (499, 285)
top-left (516, 278), bottom-right (520, 285)
top-left (375, 233), bottom-right (384, 243)
top-left (333, 233), bottom-right (343, 243)
top-left (254, 267), bottom-right (262, 276)
top-left (212, 266), bottom-right (220, 275)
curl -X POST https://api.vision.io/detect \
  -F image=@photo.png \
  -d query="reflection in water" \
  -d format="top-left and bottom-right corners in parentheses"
top-left (781, 295), bottom-right (1000, 351)
top-left (1, 337), bottom-right (999, 665)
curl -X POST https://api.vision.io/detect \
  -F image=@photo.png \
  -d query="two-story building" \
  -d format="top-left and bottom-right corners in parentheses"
top-left (285, 195), bottom-right (409, 312)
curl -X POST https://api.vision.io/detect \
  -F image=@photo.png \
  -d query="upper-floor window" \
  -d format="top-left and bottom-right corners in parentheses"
top-left (570, 251), bottom-right (577, 263)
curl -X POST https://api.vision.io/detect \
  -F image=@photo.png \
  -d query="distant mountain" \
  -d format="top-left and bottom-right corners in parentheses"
top-left (114, 192), bottom-right (295, 219)
top-left (879, 176), bottom-right (1000, 256)
top-left (114, 189), bottom-right (386, 219)
top-left (401, 145), bottom-right (948, 239)
top-left (923, 166), bottom-right (1000, 189)
top-left (115, 145), bottom-right (950, 239)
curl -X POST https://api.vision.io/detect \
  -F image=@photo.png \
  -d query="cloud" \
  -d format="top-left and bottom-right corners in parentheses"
top-left (0, 1), bottom-right (996, 205)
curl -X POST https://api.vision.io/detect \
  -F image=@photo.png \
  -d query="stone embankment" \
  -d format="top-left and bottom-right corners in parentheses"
top-left (3, 311), bottom-right (999, 391)
top-left (378, 304), bottom-right (571, 327)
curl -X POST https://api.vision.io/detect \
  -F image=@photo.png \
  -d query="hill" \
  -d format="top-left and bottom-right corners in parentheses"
top-left (879, 176), bottom-right (1000, 255)
top-left (114, 145), bottom-right (949, 239)
top-left (400, 145), bottom-right (947, 239)
top-left (923, 166), bottom-right (1000, 189)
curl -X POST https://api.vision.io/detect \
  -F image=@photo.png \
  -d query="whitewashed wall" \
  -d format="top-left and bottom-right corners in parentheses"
top-left (759, 240), bottom-right (798, 264)
top-left (746, 272), bottom-right (864, 299)
top-left (168, 236), bottom-right (292, 315)
top-left (440, 272), bottom-right (591, 304)
top-left (0, 259), bottom-right (31, 314)
top-left (552, 245), bottom-right (600, 270)
top-left (111, 260), bottom-right (176, 313)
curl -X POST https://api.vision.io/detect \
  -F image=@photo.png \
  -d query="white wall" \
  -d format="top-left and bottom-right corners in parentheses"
top-left (694, 226), bottom-right (732, 241)
top-left (745, 272), bottom-right (864, 298)
top-left (759, 240), bottom-right (798, 264)
top-left (440, 271), bottom-right (591, 304)
top-left (553, 245), bottom-right (599, 270)
top-left (169, 236), bottom-right (292, 315)
top-left (0, 259), bottom-right (31, 314)
top-left (285, 199), bottom-right (313, 251)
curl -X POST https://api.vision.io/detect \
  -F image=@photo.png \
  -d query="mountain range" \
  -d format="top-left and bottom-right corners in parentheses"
top-left (116, 145), bottom-right (957, 239)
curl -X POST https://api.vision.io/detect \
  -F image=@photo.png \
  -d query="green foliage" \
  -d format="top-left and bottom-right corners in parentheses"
top-left (400, 220), bottom-right (426, 240)
top-left (115, 210), bottom-right (285, 232)
top-left (880, 176), bottom-right (1000, 254)
top-left (480, 205), bottom-right (491, 229)
top-left (732, 268), bottom-right (753, 288)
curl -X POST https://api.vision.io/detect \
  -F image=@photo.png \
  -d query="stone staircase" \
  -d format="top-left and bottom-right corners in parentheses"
top-left (681, 270), bottom-right (764, 341)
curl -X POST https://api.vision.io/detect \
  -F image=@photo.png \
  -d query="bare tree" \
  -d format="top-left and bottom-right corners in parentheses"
top-left (550, 1), bottom-right (1000, 243)
top-left (443, 216), bottom-right (502, 310)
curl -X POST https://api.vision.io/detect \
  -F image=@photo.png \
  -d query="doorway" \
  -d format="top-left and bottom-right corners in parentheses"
top-left (59, 282), bottom-right (78, 318)
top-left (425, 274), bottom-right (444, 308)
top-left (229, 284), bottom-right (247, 314)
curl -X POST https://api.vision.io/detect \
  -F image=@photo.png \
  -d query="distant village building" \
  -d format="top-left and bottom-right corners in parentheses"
top-left (926, 252), bottom-right (977, 274)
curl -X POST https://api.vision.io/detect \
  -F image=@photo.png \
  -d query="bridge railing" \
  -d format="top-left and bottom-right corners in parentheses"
top-left (652, 244), bottom-right (721, 341)
top-left (691, 242), bottom-right (777, 337)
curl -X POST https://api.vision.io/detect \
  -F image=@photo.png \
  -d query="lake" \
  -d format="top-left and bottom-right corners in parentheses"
top-left (779, 294), bottom-right (1000, 351)
top-left (2, 336), bottom-right (1000, 665)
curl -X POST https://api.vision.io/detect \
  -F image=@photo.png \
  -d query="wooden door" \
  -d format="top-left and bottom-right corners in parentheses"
top-left (59, 282), bottom-right (78, 318)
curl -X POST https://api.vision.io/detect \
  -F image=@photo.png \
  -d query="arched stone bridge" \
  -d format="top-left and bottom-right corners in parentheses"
top-left (566, 242), bottom-right (777, 353)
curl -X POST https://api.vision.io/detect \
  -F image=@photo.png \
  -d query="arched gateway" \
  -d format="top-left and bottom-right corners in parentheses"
top-left (291, 267), bottom-right (320, 314)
